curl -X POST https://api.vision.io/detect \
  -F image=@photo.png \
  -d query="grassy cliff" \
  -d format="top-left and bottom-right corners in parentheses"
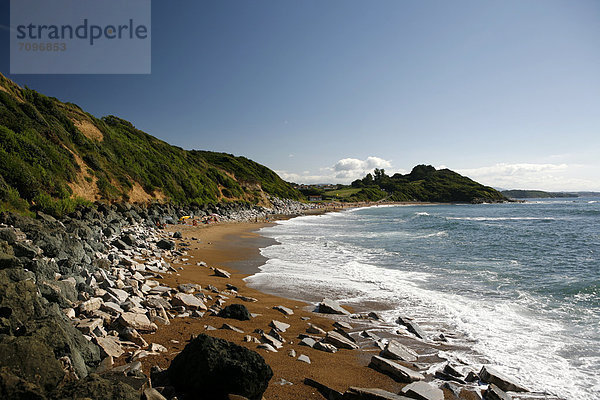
top-left (0, 73), bottom-right (300, 216)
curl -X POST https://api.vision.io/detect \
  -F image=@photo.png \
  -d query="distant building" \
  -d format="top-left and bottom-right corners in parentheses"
top-left (308, 195), bottom-right (322, 202)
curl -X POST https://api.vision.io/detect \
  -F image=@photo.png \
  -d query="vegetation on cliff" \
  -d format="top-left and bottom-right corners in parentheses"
top-left (0, 73), bottom-right (300, 217)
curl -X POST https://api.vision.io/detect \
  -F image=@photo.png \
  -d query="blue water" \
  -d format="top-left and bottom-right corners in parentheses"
top-left (246, 198), bottom-right (600, 399)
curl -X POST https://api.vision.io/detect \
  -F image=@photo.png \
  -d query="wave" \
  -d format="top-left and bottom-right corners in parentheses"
top-left (446, 216), bottom-right (555, 221)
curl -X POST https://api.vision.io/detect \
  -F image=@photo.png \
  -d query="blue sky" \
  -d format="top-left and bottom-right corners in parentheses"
top-left (1, 0), bottom-right (599, 190)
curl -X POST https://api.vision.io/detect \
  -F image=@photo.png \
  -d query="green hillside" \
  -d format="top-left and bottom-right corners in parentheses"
top-left (0, 73), bottom-right (300, 216)
top-left (501, 190), bottom-right (578, 199)
top-left (349, 165), bottom-right (507, 203)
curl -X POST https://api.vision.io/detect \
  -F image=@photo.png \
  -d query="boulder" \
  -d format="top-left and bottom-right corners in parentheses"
top-left (318, 298), bottom-right (350, 315)
top-left (167, 334), bottom-right (273, 400)
top-left (400, 381), bottom-right (444, 400)
top-left (380, 340), bottom-right (418, 362)
top-left (213, 268), bottom-right (231, 278)
top-left (273, 305), bottom-right (294, 316)
top-left (479, 366), bottom-right (528, 393)
top-left (269, 320), bottom-right (290, 333)
top-left (314, 342), bottom-right (337, 353)
top-left (324, 331), bottom-right (359, 350)
top-left (485, 384), bottom-right (512, 400)
top-left (172, 293), bottom-right (207, 310)
top-left (117, 312), bottom-right (158, 332)
top-left (396, 316), bottom-right (427, 340)
top-left (156, 239), bottom-right (175, 250)
top-left (218, 304), bottom-right (252, 321)
top-left (369, 356), bottom-right (424, 383)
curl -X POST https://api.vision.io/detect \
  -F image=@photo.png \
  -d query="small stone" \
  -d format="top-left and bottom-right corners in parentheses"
top-left (288, 349), bottom-right (296, 357)
top-left (273, 305), bottom-right (294, 316)
top-left (220, 323), bottom-right (244, 333)
top-left (314, 341), bottom-right (337, 353)
top-left (149, 343), bottom-right (168, 353)
top-left (213, 267), bottom-right (231, 278)
top-left (257, 343), bottom-right (278, 352)
top-left (297, 354), bottom-right (311, 364)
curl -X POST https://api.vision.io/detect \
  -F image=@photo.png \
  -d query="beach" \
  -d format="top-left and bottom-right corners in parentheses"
top-left (137, 221), bottom-right (410, 399)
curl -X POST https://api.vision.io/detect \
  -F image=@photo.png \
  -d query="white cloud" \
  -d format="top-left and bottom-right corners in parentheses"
top-left (457, 163), bottom-right (599, 191)
top-left (278, 156), bottom-right (396, 184)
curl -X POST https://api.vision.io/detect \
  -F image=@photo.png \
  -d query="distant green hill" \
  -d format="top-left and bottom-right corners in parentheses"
top-left (347, 165), bottom-right (507, 203)
top-left (501, 190), bottom-right (578, 199)
top-left (0, 73), bottom-right (300, 216)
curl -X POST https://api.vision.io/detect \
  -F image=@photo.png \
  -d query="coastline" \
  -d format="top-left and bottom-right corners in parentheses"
top-left (139, 220), bottom-right (410, 399)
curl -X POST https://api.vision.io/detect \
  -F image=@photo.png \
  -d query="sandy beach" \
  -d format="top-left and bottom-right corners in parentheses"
top-left (137, 220), bottom-right (409, 399)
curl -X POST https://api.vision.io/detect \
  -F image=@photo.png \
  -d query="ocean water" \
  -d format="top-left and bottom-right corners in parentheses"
top-left (245, 199), bottom-right (600, 399)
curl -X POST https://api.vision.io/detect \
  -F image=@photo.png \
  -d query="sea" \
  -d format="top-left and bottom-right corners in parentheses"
top-left (245, 198), bottom-right (600, 400)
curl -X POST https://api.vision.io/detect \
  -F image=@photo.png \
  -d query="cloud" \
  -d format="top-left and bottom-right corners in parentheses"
top-left (457, 163), bottom-right (599, 191)
top-left (277, 156), bottom-right (396, 184)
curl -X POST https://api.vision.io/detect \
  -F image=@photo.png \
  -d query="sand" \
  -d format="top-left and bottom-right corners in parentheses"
top-left (137, 221), bottom-right (406, 399)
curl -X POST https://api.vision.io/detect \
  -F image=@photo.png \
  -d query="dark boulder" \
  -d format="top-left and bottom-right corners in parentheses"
top-left (218, 304), bottom-right (252, 321)
top-left (157, 239), bottom-right (175, 250)
top-left (167, 334), bottom-right (272, 400)
top-left (51, 373), bottom-right (139, 400)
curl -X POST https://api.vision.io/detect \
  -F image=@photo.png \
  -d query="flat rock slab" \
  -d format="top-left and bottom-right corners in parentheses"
top-left (333, 321), bottom-right (352, 330)
top-left (172, 293), bottom-right (207, 310)
top-left (300, 337), bottom-right (316, 348)
top-left (325, 331), bottom-right (359, 350)
top-left (318, 298), bottom-right (350, 315)
top-left (314, 341), bottom-right (337, 353)
top-left (298, 354), bottom-right (311, 364)
top-left (380, 340), bottom-right (418, 362)
top-left (369, 356), bottom-right (424, 383)
top-left (118, 312), bottom-right (158, 332)
top-left (74, 318), bottom-right (103, 334)
top-left (213, 268), bottom-right (231, 278)
top-left (257, 343), bottom-right (278, 353)
top-left (261, 333), bottom-right (283, 349)
top-left (94, 336), bottom-right (125, 358)
top-left (400, 381), bottom-right (444, 400)
top-left (220, 324), bottom-right (244, 333)
top-left (345, 387), bottom-right (412, 400)
top-left (396, 316), bottom-right (427, 340)
top-left (485, 384), bottom-right (512, 400)
top-left (304, 378), bottom-right (344, 400)
top-left (269, 320), bottom-right (290, 333)
top-left (273, 305), bottom-right (294, 316)
top-left (480, 366), bottom-right (528, 393)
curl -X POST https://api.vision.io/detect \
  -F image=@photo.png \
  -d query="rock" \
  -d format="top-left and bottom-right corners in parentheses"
top-left (173, 231), bottom-right (183, 239)
top-left (269, 320), bottom-right (290, 333)
top-left (313, 341), bottom-right (337, 353)
top-left (101, 301), bottom-right (124, 316)
top-left (106, 287), bottom-right (129, 303)
top-left (306, 323), bottom-right (326, 335)
top-left (96, 356), bottom-right (114, 374)
top-left (149, 343), bottom-right (168, 353)
top-left (172, 293), bottom-right (207, 310)
top-left (52, 373), bottom-right (139, 400)
top-left (94, 337), bottom-right (125, 358)
top-left (333, 321), bottom-right (352, 330)
top-left (236, 295), bottom-right (258, 302)
top-left (221, 323), bottom-right (244, 333)
top-left (213, 268), bottom-right (231, 278)
top-left (465, 371), bottom-right (480, 382)
top-left (120, 328), bottom-right (148, 348)
top-left (360, 330), bottom-right (380, 341)
top-left (268, 329), bottom-right (285, 343)
top-left (257, 343), bottom-right (278, 353)
top-left (318, 298), bottom-right (350, 315)
top-left (167, 334), bottom-right (272, 400)
top-left (380, 340), bottom-right (418, 362)
top-left (334, 327), bottom-right (357, 343)
top-left (303, 378), bottom-right (344, 400)
top-left (324, 331), bottom-right (359, 350)
top-left (74, 318), bottom-right (103, 334)
top-left (300, 337), bottom-right (316, 348)
top-left (400, 381), bottom-right (444, 400)
top-left (369, 356), bottom-right (424, 383)
top-left (142, 387), bottom-right (168, 400)
top-left (117, 312), bottom-right (158, 332)
top-left (298, 354), bottom-right (311, 364)
top-left (218, 304), bottom-right (251, 321)
top-left (177, 283), bottom-right (200, 294)
top-left (273, 305), bottom-right (294, 316)
top-left (396, 316), bottom-right (427, 340)
top-left (156, 239), bottom-right (175, 250)
top-left (485, 384), bottom-right (512, 400)
top-left (479, 366), bottom-right (528, 393)
top-left (344, 387), bottom-right (411, 400)
top-left (260, 333), bottom-right (283, 349)
top-left (288, 349), bottom-right (296, 357)
top-left (79, 297), bottom-right (103, 313)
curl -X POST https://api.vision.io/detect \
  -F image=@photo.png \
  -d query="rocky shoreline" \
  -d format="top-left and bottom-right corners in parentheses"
top-left (0, 200), bottom-right (560, 400)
